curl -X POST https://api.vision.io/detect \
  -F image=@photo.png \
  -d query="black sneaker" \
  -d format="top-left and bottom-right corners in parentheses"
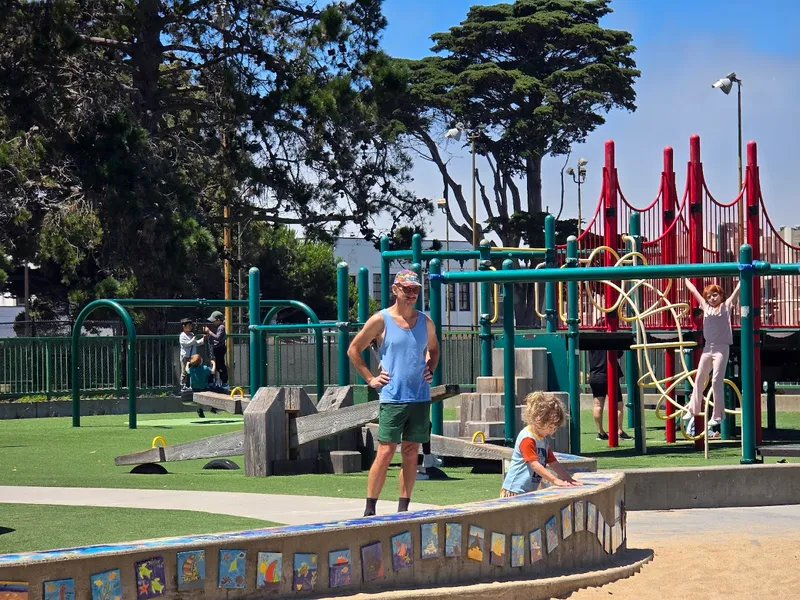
top-left (210, 407), bottom-right (219, 414)
top-left (596, 432), bottom-right (609, 441)
top-left (618, 431), bottom-right (633, 440)
top-left (197, 408), bottom-right (206, 418)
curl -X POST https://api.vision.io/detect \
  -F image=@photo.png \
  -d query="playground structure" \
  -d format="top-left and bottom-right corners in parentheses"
top-left (68, 134), bottom-right (800, 465)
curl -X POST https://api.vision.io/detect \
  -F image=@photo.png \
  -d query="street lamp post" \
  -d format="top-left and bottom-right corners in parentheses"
top-left (437, 198), bottom-right (452, 329)
top-left (712, 72), bottom-right (744, 243)
top-left (445, 122), bottom-right (481, 331)
top-left (566, 158), bottom-right (588, 249)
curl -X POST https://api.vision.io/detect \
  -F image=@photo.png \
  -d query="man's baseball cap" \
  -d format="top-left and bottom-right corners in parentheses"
top-left (207, 310), bottom-right (224, 322)
top-left (393, 269), bottom-right (422, 287)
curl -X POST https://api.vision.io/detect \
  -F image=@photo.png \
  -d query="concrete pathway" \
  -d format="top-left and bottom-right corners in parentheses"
top-left (3, 485), bottom-right (800, 535)
top-left (0, 486), bottom-right (436, 526)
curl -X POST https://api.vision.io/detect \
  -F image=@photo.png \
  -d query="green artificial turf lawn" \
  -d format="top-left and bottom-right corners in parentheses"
top-left (1, 410), bottom-right (798, 504)
top-left (0, 504), bottom-right (277, 554)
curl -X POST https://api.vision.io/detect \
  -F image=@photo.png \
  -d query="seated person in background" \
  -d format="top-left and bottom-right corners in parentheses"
top-left (186, 354), bottom-right (221, 418)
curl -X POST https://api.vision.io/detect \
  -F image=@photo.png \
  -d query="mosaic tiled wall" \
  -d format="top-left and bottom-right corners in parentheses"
top-left (0, 473), bottom-right (625, 600)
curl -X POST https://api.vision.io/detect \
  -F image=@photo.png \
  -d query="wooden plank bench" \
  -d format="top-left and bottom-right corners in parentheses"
top-left (757, 445), bottom-right (800, 458)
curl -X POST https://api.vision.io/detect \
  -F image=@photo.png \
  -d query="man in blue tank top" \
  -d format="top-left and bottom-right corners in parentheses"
top-left (348, 269), bottom-right (440, 516)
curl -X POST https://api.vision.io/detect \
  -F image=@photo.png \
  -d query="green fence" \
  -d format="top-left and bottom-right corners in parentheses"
top-left (0, 329), bottom-right (717, 400)
top-left (0, 330), bottom-right (484, 399)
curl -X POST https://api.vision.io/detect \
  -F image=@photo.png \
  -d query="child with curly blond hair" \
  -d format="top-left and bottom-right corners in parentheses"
top-left (500, 392), bottom-right (582, 496)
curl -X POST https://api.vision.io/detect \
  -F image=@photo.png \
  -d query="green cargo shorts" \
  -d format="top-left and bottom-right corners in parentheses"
top-left (377, 401), bottom-right (431, 444)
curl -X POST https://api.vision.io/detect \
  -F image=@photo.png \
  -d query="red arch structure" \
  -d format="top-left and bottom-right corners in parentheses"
top-left (559, 134), bottom-right (799, 445)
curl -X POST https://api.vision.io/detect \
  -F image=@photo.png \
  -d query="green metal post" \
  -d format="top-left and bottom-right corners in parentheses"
top-left (430, 259), bottom-right (443, 435)
top-left (627, 213), bottom-right (644, 453)
top-left (544, 214), bottom-right (557, 333)
top-left (337, 262), bottom-right (351, 386)
top-left (71, 300), bottom-right (136, 428)
top-left (357, 267), bottom-right (371, 384)
top-left (412, 233), bottom-right (423, 311)
top-left (380, 236), bottom-right (391, 308)
top-left (721, 360), bottom-right (734, 440)
top-left (479, 240), bottom-right (492, 377)
top-left (739, 244), bottom-right (756, 464)
top-left (767, 379), bottom-right (776, 430)
top-left (502, 259), bottom-right (516, 443)
top-left (248, 267), bottom-right (261, 393)
top-left (566, 237), bottom-right (581, 454)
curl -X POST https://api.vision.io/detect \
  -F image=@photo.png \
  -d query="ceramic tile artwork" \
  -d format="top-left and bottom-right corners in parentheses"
top-left (445, 523), bottom-right (462, 558)
top-left (613, 521), bottom-right (623, 552)
top-left (176, 550), bottom-right (205, 591)
top-left (218, 549), bottom-right (246, 589)
top-left (90, 569), bottom-right (121, 600)
top-left (328, 549), bottom-right (351, 589)
top-left (44, 579), bottom-right (75, 600)
top-left (510, 534), bottom-right (524, 567)
top-left (545, 517), bottom-right (559, 554)
top-left (292, 553), bottom-right (317, 592)
top-left (420, 523), bottom-right (440, 559)
top-left (574, 501), bottom-right (585, 532)
top-left (490, 532), bottom-right (506, 566)
top-left (529, 529), bottom-right (543, 563)
top-left (561, 504), bottom-right (573, 539)
top-left (391, 531), bottom-right (413, 571)
top-left (615, 501), bottom-right (622, 523)
top-left (467, 525), bottom-right (485, 562)
top-left (597, 512), bottom-right (606, 547)
top-left (135, 557), bottom-right (166, 599)
top-left (256, 552), bottom-right (282, 591)
top-left (0, 582), bottom-right (28, 600)
top-left (586, 502), bottom-right (597, 535)
top-left (361, 541), bottom-right (384, 582)
top-left (604, 522), bottom-right (612, 554)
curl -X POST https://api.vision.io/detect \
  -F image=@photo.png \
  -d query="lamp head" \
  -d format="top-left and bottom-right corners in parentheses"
top-left (566, 166), bottom-right (575, 175)
top-left (577, 157), bottom-right (588, 167)
top-left (436, 198), bottom-right (447, 210)
top-left (712, 76), bottom-right (735, 95)
top-left (444, 122), bottom-right (464, 141)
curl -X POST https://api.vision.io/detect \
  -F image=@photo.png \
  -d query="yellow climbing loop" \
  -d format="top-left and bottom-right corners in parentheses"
top-left (471, 431), bottom-right (487, 444)
top-left (230, 387), bottom-right (245, 398)
top-left (581, 242), bottom-right (742, 447)
top-left (151, 436), bottom-right (167, 448)
top-left (532, 242), bottom-right (742, 449)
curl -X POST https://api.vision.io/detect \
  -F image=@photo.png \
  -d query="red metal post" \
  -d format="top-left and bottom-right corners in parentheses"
top-left (689, 135), bottom-right (705, 449)
top-left (604, 140), bottom-right (620, 448)
top-left (662, 147), bottom-right (677, 443)
top-left (745, 141), bottom-right (763, 444)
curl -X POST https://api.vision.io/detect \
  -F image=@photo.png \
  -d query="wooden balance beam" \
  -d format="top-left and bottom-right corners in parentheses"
top-left (114, 384), bottom-right (460, 466)
top-left (363, 424), bottom-right (512, 461)
top-left (192, 391), bottom-right (249, 414)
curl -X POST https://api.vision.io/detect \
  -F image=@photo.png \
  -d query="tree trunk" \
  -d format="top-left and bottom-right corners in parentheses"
top-left (513, 282), bottom-right (539, 328)
top-left (525, 154), bottom-right (543, 213)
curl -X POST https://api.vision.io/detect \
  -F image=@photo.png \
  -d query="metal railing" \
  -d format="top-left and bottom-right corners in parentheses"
top-left (0, 330), bottom-right (483, 400)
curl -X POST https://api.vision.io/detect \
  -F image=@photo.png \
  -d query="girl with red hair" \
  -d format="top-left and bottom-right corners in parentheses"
top-left (684, 279), bottom-right (741, 427)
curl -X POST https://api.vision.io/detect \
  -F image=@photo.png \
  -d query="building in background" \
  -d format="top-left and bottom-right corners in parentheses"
top-left (334, 236), bottom-right (478, 329)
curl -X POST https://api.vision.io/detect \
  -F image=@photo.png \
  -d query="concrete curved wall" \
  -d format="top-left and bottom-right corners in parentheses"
top-left (0, 472), bottom-right (625, 599)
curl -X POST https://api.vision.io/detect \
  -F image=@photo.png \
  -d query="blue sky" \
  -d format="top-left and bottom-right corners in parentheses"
top-left (370, 0), bottom-right (800, 241)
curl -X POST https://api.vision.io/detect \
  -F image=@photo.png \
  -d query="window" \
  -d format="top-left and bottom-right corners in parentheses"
top-left (423, 277), bottom-right (430, 311)
top-left (447, 284), bottom-right (456, 312)
top-left (372, 273), bottom-right (382, 303)
top-left (459, 283), bottom-right (471, 311)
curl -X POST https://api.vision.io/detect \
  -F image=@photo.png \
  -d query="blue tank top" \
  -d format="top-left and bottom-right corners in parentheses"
top-left (377, 309), bottom-right (430, 403)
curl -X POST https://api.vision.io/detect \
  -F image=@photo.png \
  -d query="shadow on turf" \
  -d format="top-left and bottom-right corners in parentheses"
top-left (0, 527), bottom-right (15, 536)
